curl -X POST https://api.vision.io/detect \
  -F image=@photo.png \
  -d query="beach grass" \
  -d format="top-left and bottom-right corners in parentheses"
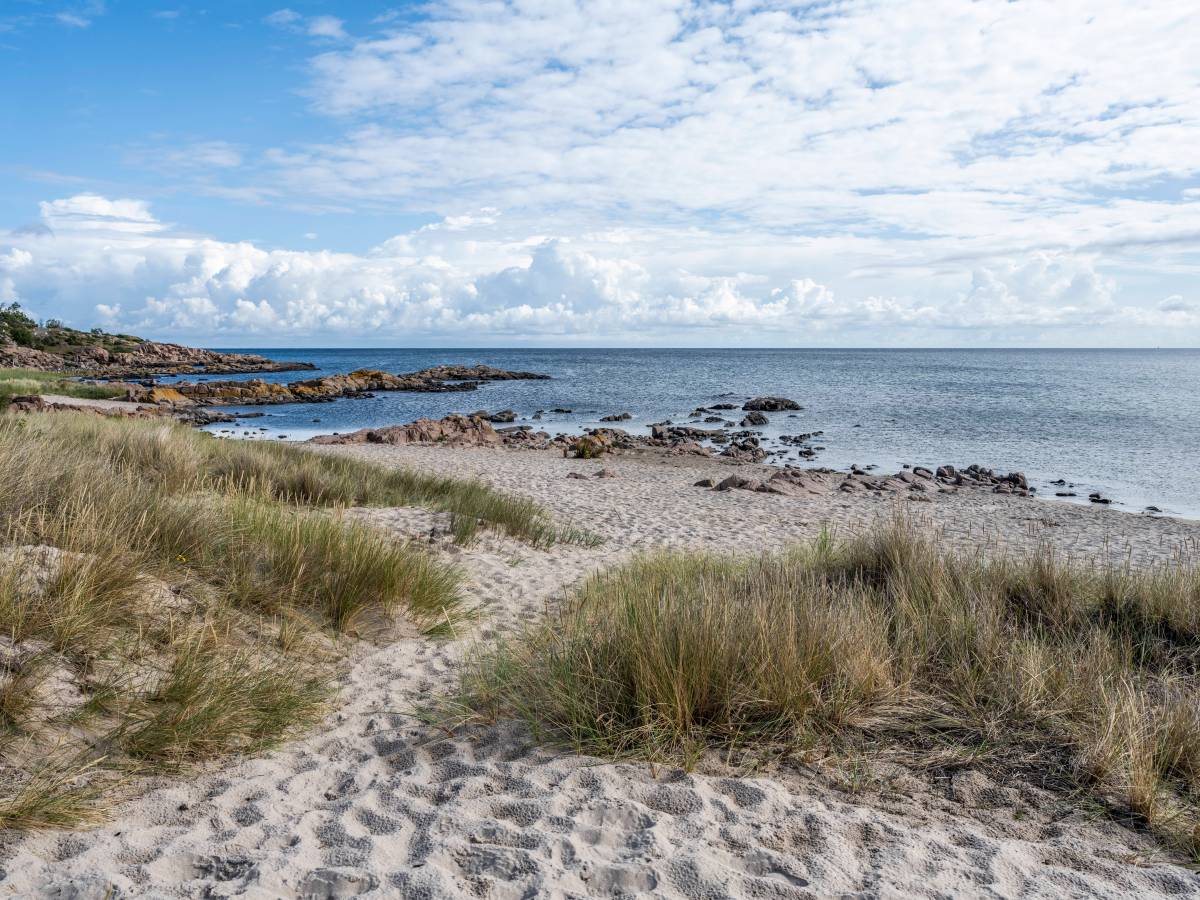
top-left (459, 519), bottom-right (1200, 856)
top-left (0, 411), bottom-right (550, 829)
top-left (13, 412), bottom-right (592, 548)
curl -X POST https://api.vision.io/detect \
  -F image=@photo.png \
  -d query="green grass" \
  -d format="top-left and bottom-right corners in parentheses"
top-left (0, 368), bottom-right (126, 410)
top-left (459, 520), bottom-right (1200, 857)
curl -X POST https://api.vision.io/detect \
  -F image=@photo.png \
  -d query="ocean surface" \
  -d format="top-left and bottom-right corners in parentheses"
top-left (183, 348), bottom-right (1200, 519)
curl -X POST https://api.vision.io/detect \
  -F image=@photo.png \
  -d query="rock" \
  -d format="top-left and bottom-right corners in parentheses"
top-left (709, 403), bottom-right (737, 410)
top-left (714, 475), bottom-right (752, 491)
top-left (912, 466), bottom-right (934, 479)
top-left (600, 412), bottom-right (632, 422)
top-left (742, 397), bottom-right (802, 411)
top-left (693, 478), bottom-right (715, 488)
top-left (1089, 492), bottom-right (1113, 505)
top-left (740, 411), bottom-right (769, 427)
top-left (1, 337), bottom-right (315, 377)
top-left (0, 345), bottom-right (66, 370)
top-left (718, 440), bottom-right (768, 462)
top-left (594, 468), bottom-right (618, 478)
top-left (310, 414), bottom-right (501, 447)
top-left (482, 409), bottom-right (517, 423)
top-left (936, 465), bottom-right (957, 479)
top-left (1055, 491), bottom-right (1077, 497)
top-left (1146, 505), bottom-right (1163, 513)
top-left (566, 472), bottom-right (588, 480)
top-left (550, 407), bottom-right (573, 413)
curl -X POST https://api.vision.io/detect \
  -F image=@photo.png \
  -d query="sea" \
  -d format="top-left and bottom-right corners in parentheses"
top-left (175, 348), bottom-right (1200, 519)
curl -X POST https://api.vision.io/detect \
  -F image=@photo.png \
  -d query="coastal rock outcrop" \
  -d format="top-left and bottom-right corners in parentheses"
top-left (0, 345), bottom-right (66, 370)
top-left (743, 397), bottom-right (802, 411)
top-left (131, 365), bottom-right (552, 408)
top-left (310, 414), bottom-right (503, 447)
top-left (1, 338), bottom-right (313, 377)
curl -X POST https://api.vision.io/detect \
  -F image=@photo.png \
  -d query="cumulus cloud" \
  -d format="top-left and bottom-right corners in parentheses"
top-left (953, 255), bottom-right (1118, 327)
top-left (1, 194), bottom-right (1195, 346)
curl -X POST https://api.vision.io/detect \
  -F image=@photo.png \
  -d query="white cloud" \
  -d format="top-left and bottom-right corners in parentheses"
top-left (952, 254), bottom-right (1118, 327)
top-left (307, 16), bottom-right (346, 40)
top-left (265, 9), bottom-right (347, 41)
top-left (54, 1), bottom-right (105, 28)
top-left (1, 194), bottom-right (1196, 346)
top-left (290, 1), bottom-right (1199, 222)
top-left (264, 9), bottom-right (300, 28)
top-left (38, 194), bottom-right (165, 234)
top-left (23, 0), bottom-right (1188, 348)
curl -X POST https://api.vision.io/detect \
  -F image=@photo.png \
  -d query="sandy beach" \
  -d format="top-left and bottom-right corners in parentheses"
top-left (5, 443), bottom-right (1200, 898)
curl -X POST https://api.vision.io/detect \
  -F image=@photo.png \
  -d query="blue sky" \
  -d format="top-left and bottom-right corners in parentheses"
top-left (1, 2), bottom-right (432, 250)
top-left (1, 1), bottom-right (1198, 347)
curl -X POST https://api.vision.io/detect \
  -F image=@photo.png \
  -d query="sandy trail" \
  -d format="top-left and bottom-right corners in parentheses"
top-left (5, 446), bottom-right (1200, 898)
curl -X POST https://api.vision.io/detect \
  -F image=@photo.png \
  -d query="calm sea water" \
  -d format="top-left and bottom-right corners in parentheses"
top-left (187, 348), bottom-right (1200, 519)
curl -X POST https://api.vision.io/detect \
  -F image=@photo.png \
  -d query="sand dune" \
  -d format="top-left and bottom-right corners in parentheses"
top-left (6, 445), bottom-right (1200, 898)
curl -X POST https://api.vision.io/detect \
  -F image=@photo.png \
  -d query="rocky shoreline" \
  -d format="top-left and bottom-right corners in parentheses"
top-left (125, 363), bottom-right (550, 407)
top-left (1, 354), bottom-right (1144, 512)
top-left (1, 339), bottom-right (314, 377)
top-left (311, 410), bottom-right (1051, 508)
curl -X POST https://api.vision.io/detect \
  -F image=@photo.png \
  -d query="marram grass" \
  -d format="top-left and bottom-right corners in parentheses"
top-left (0, 411), bottom-right (579, 830)
top-left (460, 520), bottom-right (1200, 858)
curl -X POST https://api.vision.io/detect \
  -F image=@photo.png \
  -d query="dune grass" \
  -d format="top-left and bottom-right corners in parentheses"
top-left (0, 411), bottom-right (558, 830)
top-left (0, 369), bottom-right (126, 410)
top-left (9, 412), bottom-right (593, 548)
top-left (460, 520), bottom-right (1200, 857)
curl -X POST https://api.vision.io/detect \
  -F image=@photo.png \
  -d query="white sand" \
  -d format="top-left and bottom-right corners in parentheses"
top-left (5, 445), bottom-right (1200, 898)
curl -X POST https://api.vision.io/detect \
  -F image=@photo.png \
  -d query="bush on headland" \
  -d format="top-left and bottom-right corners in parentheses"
top-left (0, 413), bottom-right (575, 829)
top-left (460, 520), bottom-right (1200, 857)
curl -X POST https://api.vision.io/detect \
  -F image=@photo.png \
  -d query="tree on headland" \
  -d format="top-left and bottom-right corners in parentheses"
top-left (0, 302), bottom-right (37, 347)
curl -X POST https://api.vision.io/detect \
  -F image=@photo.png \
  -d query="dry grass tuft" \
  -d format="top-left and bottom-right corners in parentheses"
top-left (0, 760), bottom-right (108, 830)
top-left (461, 520), bottom-right (1200, 857)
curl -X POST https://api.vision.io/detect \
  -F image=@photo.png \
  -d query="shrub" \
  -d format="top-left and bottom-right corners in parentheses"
top-left (571, 436), bottom-right (604, 459)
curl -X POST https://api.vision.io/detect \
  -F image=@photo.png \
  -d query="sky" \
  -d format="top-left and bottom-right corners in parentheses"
top-left (1, 1), bottom-right (1198, 348)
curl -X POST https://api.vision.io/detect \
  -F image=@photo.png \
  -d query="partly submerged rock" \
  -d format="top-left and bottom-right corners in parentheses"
top-left (743, 397), bottom-right (802, 411)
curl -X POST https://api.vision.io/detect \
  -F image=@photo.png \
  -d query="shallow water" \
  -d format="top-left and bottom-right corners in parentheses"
top-left (189, 348), bottom-right (1200, 518)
